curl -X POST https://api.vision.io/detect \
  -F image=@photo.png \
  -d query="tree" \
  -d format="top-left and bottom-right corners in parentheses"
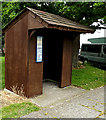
top-left (2, 2), bottom-right (106, 66)
top-left (2, 2), bottom-right (106, 28)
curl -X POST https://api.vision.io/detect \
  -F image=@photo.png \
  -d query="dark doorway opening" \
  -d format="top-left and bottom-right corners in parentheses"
top-left (43, 30), bottom-right (63, 86)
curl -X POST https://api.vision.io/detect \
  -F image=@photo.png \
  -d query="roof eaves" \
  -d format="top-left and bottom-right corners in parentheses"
top-left (47, 23), bottom-right (94, 33)
top-left (27, 7), bottom-right (94, 33)
top-left (2, 7), bottom-right (95, 34)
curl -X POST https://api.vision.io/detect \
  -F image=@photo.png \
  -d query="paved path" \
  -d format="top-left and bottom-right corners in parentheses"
top-left (21, 82), bottom-right (105, 118)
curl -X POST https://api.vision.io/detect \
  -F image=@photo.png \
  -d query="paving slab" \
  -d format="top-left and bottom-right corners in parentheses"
top-left (21, 82), bottom-right (105, 118)
top-left (30, 81), bottom-right (87, 107)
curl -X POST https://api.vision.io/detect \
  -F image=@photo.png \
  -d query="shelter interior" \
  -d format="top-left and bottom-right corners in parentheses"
top-left (31, 28), bottom-right (65, 87)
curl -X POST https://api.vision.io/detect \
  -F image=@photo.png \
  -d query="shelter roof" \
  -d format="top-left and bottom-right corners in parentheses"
top-left (3, 7), bottom-right (94, 33)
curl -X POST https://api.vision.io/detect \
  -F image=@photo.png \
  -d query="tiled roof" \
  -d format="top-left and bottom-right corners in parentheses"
top-left (3, 7), bottom-right (94, 33)
top-left (27, 7), bottom-right (94, 32)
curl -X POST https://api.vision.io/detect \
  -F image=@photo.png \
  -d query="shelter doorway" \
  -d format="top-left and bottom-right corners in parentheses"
top-left (43, 29), bottom-right (63, 87)
top-left (28, 28), bottom-right (72, 97)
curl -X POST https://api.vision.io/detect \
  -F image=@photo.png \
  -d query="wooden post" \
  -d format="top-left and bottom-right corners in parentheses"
top-left (61, 37), bottom-right (72, 87)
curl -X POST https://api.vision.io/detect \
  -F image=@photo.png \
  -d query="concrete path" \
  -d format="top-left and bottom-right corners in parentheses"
top-left (21, 81), bottom-right (105, 118)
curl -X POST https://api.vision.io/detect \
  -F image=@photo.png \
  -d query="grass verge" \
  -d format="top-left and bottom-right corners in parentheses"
top-left (72, 63), bottom-right (105, 90)
top-left (0, 102), bottom-right (40, 118)
top-left (0, 56), bottom-right (5, 89)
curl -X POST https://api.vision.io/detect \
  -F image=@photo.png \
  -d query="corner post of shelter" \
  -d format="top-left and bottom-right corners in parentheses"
top-left (61, 36), bottom-right (72, 88)
top-left (27, 30), bottom-right (43, 98)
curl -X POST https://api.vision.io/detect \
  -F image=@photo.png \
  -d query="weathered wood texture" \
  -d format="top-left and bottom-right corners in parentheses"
top-left (3, 10), bottom-right (29, 33)
top-left (61, 37), bottom-right (72, 87)
top-left (28, 12), bottom-right (47, 30)
top-left (5, 14), bottom-right (29, 97)
top-left (28, 33), bottom-right (43, 97)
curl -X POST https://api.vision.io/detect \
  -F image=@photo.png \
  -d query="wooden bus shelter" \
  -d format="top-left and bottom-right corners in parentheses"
top-left (3, 7), bottom-right (94, 98)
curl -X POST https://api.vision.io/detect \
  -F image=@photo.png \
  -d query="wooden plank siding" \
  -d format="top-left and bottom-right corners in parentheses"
top-left (28, 34), bottom-right (43, 97)
top-left (27, 13), bottom-right (44, 97)
top-left (61, 37), bottom-right (72, 87)
top-left (28, 12), bottom-right (47, 30)
top-left (5, 14), bottom-right (29, 97)
top-left (3, 10), bottom-right (29, 34)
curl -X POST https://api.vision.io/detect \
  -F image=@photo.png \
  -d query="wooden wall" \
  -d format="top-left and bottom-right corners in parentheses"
top-left (5, 11), bottom-right (45, 98)
top-left (28, 33), bottom-right (43, 97)
top-left (61, 36), bottom-right (72, 87)
top-left (28, 12), bottom-right (46, 29)
top-left (5, 14), bottom-right (29, 97)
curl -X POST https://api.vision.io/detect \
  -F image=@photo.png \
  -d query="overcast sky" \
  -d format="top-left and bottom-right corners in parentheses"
top-left (80, 23), bottom-right (105, 48)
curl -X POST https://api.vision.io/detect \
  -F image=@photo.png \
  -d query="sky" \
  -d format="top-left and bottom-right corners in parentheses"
top-left (80, 23), bottom-right (105, 48)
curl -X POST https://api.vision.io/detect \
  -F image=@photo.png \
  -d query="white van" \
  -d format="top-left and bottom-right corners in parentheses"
top-left (80, 43), bottom-right (106, 67)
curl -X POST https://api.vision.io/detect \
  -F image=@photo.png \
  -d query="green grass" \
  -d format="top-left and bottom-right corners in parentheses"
top-left (0, 56), bottom-right (105, 90)
top-left (72, 63), bottom-right (105, 90)
top-left (0, 56), bottom-right (5, 89)
top-left (0, 102), bottom-right (40, 118)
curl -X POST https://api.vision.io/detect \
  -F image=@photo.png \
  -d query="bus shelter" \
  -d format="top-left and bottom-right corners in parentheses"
top-left (3, 7), bottom-right (94, 97)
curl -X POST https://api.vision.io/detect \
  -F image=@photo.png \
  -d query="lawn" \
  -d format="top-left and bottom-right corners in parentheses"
top-left (0, 102), bottom-right (40, 118)
top-left (72, 63), bottom-right (105, 90)
top-left (0, 56), bottom-right (5, 89)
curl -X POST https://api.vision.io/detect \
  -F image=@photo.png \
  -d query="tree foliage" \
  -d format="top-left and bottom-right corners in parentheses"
top-left (2, 2), bottom-right (106, 29)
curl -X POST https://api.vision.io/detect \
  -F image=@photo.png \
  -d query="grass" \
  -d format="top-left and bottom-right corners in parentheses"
top-left (0, 56), bottom-right (105, 90)
top-left (0, 102), bottom-right (40, 118)
top-left (0, 56), bottom-right (5, 89)
top-left (72, 63), bottom-right (105, 90)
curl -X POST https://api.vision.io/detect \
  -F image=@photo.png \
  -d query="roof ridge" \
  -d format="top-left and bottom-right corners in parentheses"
top-left (3, 7), bottom-right (94, 33)
top-left (27, 7), bottom-right (93, 31)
